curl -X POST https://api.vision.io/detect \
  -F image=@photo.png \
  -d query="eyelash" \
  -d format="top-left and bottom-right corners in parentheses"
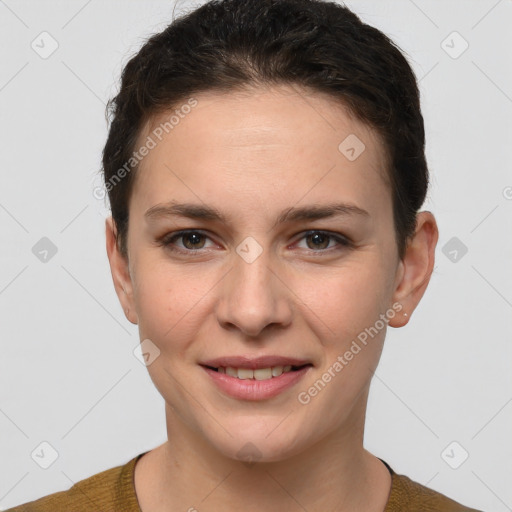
top-left (157, 229), bottom-right (353, 256)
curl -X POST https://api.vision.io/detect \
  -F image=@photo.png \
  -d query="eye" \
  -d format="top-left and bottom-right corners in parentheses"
top-left (157, 229), bottom-right (352, 256)
top-left (159, 230), bottom-right (216, 253)
top-left (295, 230), bottom-right (352, 252)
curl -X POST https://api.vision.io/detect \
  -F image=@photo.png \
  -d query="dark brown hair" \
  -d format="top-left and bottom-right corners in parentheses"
top-left (101, 0), bottom-right (428, 260)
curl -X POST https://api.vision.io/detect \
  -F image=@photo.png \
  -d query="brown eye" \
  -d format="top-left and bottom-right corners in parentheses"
top-left (180, 232), bottom-right (206, 250)
top-left (305, 232), bottom-right (330, 250)
top-left (297, 230), bottom-right (351, 252)
top-left (159, 230), bottom-right (215, 253)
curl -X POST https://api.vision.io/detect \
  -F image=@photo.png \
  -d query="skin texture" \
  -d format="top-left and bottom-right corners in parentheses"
top-left (105, 84), bottom-right (438, 511)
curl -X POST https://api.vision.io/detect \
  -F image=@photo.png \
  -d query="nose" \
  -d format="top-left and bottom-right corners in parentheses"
top-left (215, 246), bottom-right (293, 339)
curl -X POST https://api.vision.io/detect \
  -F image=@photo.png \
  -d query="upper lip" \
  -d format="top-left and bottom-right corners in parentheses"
top-left (200, 356), bottom-right (312, 369)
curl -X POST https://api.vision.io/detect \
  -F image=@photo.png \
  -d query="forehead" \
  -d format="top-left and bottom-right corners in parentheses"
top-left (132, 85), bottom-right (391, 212)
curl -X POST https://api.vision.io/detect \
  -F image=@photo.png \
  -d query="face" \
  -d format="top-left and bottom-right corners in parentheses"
top-left (106, 84), bottom-right (435, 463)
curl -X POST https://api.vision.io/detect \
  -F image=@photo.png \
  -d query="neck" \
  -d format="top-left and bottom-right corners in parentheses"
top-left (135, 394), bottom-right (392, 512)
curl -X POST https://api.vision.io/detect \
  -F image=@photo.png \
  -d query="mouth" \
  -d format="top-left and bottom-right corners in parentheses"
top-left (200, 360), bottom-right (313, 401)
top-left (199, 355), bottom-right (313, 400)
top-left (201, 363), bottom-right (313, 380)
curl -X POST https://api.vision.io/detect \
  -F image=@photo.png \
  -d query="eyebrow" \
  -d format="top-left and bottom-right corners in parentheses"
top-left (144, 201), bottom-right (369, 228)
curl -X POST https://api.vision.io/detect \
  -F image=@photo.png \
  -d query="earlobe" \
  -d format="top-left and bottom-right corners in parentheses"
top-left (105, 216), bottom-right (138, 325)
top-left (388, 211), bottom-right (439, 328)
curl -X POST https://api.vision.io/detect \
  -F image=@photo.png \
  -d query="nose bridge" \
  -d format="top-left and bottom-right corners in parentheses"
top-left (217, 236), bottom-right (291, 336)
top-left (236, 240), bottom-right (273, 294)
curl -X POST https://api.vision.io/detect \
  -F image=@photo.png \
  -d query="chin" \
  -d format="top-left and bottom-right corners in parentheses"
top-left (203, 420), bottom-right (312, 465)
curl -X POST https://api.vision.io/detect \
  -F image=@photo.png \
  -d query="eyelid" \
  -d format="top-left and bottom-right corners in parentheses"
top-left (158, 229), bottom-right (353, 256)
top-left (158, 229), bottom-right (218, 252)
top-left (291, 230), bottom-right (352, 252)
top-left (307, 230), bottom-right (350, 242)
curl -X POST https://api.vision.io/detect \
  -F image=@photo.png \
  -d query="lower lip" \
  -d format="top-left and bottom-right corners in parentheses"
top-left (201, 365), bottom-right (312, 401)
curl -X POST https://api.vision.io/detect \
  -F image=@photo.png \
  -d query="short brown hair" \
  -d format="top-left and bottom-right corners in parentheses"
top-left (101, 0), bottom-right (428, 260)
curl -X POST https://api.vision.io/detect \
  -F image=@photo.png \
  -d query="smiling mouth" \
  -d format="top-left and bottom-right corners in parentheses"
top-left (202, 364), bottom-right (312, 380)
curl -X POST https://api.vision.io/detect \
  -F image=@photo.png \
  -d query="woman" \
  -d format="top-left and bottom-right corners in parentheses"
top-left (7, 0), bottom-right (483, 510)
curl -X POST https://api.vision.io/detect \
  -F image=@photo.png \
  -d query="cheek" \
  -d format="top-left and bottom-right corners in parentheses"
top-left (132, 262), bottom-right (192, 344)
top-left (131, 258), bottom-right (223, 361)
top-left (293, 266), bottom-right (390, 422)
top-left (293, 258), bottom-right (390, 339)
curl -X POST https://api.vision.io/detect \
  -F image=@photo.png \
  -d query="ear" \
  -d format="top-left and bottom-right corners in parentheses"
top-left (105, 216), bottom-right (138, 324)
top-left (388, 211), bottom-right (439, 328)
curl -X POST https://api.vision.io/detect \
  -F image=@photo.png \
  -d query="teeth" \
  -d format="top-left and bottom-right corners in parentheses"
top-left (254, 368), bottom-right (272, 380)
top-left (226, 367), bottom-right (238, 377)
top-left (237, 368), bottom-right (254, 379)
top-left (217, 365), bottom-right (298, 380)
top-left (271, 365), bottom-right (283, 377)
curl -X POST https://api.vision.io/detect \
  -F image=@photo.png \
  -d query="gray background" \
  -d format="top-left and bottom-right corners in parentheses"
top-left (1, 0), bottom-right (511, 510)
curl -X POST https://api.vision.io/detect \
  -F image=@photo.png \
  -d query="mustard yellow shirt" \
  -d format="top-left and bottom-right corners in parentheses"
top-left (5, 453), bottom-right (483, 511)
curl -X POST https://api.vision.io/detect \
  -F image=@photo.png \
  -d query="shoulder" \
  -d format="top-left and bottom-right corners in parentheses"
top-left (385, 463), bottom-right (483, 512)
top-left (4, 453), bottom-right (144, 512)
